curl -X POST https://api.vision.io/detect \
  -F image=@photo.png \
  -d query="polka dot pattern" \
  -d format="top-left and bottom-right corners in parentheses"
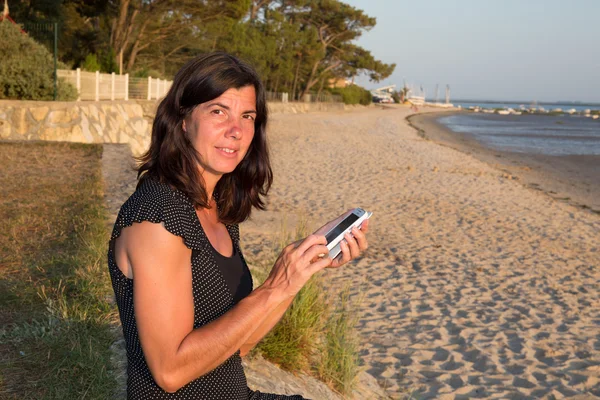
top-left (108, 178), bottom-right (306, 399)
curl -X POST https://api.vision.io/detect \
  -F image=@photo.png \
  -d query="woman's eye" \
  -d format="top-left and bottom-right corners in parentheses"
top-left (243, 114), bottom-right (255, 121)
top-left (211, 109), bottom-right (224, 115)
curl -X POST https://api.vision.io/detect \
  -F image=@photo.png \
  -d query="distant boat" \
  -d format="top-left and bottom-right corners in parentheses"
top-left (497, 110), bottom-right (510, 115)
top-left (407, 95), bottom-right (425, 106)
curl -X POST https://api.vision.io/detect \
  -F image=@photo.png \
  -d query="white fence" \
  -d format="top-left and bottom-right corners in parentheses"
top-left (58, 69), bottom-right (172, 101)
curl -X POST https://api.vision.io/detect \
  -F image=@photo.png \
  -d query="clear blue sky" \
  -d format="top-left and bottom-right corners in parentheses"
top-left (342, 0), bottom-right (600, 103)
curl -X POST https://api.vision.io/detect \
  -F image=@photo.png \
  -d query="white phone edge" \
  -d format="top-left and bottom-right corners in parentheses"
top-left (326, 209), bottom-right (372, 259)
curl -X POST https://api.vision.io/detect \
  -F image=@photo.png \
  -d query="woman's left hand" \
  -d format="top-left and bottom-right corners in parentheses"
top-left (313, 210), bottom-right (370, 268)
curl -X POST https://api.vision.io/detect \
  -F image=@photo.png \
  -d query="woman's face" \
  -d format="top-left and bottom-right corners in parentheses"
top-left (183, 85), bottom-right (257, 183)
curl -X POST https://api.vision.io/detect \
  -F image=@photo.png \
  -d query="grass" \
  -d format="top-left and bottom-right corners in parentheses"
top-left (315, 286), bottom-right (362, 395)
top-left (0, 142), bottom-right (117, 399)
top-left (247, 216), bottom-right (363, 396)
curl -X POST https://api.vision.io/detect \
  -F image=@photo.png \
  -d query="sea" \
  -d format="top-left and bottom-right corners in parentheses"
top-left (437, 103), bottom-right (600, 156)
top-left (455, 101), bottom-right (600, 113)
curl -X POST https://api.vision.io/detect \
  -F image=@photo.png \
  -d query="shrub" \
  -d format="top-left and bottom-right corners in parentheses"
top-left (81, 53), bottom-right (101, 72)
top-left (331, 84), bottom-right (372, 106)
top-left (0, 21), bottom-right (77, 100)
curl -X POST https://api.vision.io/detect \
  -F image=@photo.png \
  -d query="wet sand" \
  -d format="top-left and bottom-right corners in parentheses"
top-left (240, 105), bottom-right (600, 399)
top-left (410, 112), bottom-right (600, 214)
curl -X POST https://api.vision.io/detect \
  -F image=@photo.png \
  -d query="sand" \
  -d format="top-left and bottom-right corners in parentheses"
top-left (409, 112), bottom-right (600, 214)
top-left (240, 105), bottom-right (600, 399)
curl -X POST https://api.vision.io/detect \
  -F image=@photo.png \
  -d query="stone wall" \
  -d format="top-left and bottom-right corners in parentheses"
top-left (0, 100), bottom-right (151, 155)
top-left (0, 99), bottom-right (356, 156)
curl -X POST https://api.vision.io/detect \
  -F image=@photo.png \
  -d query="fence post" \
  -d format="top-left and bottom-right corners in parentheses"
top-left (111, 72), bottom-right (115, 101)
top-left (156, 79), bottom-right (160, 99)
top-left (76, 68), bottom-right (81, 101)
top-left (147, 77), bottom-right (152, 100)
top-left (95, 71), bottom-right (100, 101)
top-left (125, 73), bottom-right (129, 101)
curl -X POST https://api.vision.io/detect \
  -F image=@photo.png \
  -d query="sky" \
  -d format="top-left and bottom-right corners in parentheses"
top-left (341, 0), bottom-right (600, 103)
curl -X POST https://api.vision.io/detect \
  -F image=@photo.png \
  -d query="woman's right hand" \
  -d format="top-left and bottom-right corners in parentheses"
top-left (261, 234), bottom-right (332, 299)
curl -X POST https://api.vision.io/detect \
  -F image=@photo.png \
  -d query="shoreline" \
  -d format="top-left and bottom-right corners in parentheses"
top-left (408, 112), bottom-right (600, 214)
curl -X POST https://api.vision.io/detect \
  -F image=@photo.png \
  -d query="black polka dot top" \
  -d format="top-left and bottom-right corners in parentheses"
top-left (108, 178), bottom-right (306, 399)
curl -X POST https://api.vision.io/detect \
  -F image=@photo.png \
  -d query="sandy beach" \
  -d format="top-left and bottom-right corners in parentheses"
top-left (409, 112), bottom-right (600, 214)
top-left (240, 105), bottom-right (600, 399)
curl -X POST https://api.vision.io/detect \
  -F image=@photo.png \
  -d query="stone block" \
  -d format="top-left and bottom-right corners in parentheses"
top-left (99, 109), bottom-right (106, 128)
top-left (30, 106), bottom-right (49, 122)
top-left (107, 126), bottom-right (119, 143)
top-left (48, 110), bottom-right (72, 124)
top-left (70, 125), bottom-right (87, 143)
top-left (81, 114), bottom-right (90, 141)
top-left (40, 126), bottom-right (72, 141)
top-left (11, 108), bottom-right (29, 135)
top-left (131, 119), bottom-right (149, 135)
top-left (89, 105), bottom-right (99, 122)
top-left (92, 123), bottom-right (103, 140)
top-left (0, 119), bottom-right (11, 139)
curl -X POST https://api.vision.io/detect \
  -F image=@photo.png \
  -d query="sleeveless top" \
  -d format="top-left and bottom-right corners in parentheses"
top-left (107, 178), bottom-right (305, 400)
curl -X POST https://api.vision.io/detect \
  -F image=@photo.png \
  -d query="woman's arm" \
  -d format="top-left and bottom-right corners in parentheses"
top-left (117, 221), bottom-right (331, 393)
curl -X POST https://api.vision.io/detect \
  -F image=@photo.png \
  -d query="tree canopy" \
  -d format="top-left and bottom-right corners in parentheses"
top-left (5, 0), bottom-right (395, 99)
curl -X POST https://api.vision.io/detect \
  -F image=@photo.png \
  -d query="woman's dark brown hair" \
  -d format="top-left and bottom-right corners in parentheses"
top-left (136, 52), bottom-right (272, 224)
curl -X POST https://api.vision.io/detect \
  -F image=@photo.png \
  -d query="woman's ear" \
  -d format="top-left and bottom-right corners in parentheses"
top-left (182, 119), bottom-right (187, 133)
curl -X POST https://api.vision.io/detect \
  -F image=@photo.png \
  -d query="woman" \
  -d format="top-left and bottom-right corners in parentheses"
top-left (108, 52), bottom-right (369, 399)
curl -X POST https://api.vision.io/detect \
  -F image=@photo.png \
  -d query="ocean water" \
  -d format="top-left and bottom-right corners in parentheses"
top-left (455, 102), bottom-right (600, 113)
top-left (437, 113), bottom-right (600, 156)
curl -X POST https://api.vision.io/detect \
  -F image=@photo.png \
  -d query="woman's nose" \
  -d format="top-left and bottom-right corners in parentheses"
top-left (226, 119), bottom-right (242, 140)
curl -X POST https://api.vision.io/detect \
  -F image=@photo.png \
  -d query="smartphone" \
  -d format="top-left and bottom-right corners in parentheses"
top-left (324, 208), bottom-right (372, 259)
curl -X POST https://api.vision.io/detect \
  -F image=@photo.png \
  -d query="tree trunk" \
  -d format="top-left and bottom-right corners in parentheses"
top-left (292, 54), bottom-right (302, 101)
top-left (125, 19), bottom-right (149, 71)
top-left (316, 77), bottom-right (325, 100)
top-left (300, 59), bottom-right (320, 99)
top-left (111, 0), bottom-right (131, 52)
top-left (273, 74), bottom-right (281, 94)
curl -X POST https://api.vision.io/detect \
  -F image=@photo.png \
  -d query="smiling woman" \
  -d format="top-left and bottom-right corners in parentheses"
top-left (107, 52), bottom-right (371, 399)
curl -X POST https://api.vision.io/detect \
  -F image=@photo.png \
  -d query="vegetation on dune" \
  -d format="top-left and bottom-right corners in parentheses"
top-left (331, 84), bottom-right (373, 105)
top-left (5, 0), bottom-right (394, 100)
top-left (248, 217), bottom-right (364, 395)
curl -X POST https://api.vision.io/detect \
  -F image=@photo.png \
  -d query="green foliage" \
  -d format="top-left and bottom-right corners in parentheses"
top-left (331, 84), bottom-right (372, 105)
top-left (258, 276), bottom-right (327, 371)
top-left (316, 286), bottom-right (362, 394)
top-left (0, 21), bottom-right (77, 100)
top-left (8, 0), bottom-right (394, 102)
top-left (81, 53), bottom-right (101, 72)
top-left (100, 48), bottom-right (119, 74)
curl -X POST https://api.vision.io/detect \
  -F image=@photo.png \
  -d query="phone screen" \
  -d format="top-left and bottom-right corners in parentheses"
top-left (326, 213), bottom-right (360, 244)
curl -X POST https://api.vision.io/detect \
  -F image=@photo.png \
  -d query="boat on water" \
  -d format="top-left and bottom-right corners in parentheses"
top-left (407, 95), bottom-right (425, 106)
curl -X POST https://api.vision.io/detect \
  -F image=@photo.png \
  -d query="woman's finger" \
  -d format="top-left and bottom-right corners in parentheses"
top-left (332, 239), bottom-right (352, 267)
top-left (294, 234), bottom-right (327, 256)
top-left (358, 219), bottom-right (370, 234)
top-left (303, 244), bottom-right (330, 264)
top-left (351, 226), bottom-right (369, 252)
top-left (344, 232), bottom-right (361, 259)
